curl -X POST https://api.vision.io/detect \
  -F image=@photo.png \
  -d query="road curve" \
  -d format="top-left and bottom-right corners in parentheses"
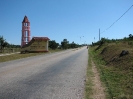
top-left (0, 47), bottom-right (88, 99)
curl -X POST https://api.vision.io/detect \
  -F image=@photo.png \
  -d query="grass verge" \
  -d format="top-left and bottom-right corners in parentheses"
top-left (0, 49), bottom-right (63, 63)
top-left (89, 46), bottom-right (113, 99)
top-left (85, 49), bottom-right (94, 99)
top-left (89, 44), bottom-right (133, 99)
top-left (0, 53), bottom-right (46, 63)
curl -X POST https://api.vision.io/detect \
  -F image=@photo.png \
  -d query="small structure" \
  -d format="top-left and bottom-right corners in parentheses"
top-left (21, 37), bottom-right (49, 53)
top-left (21, 16), bottom-right (50, 53)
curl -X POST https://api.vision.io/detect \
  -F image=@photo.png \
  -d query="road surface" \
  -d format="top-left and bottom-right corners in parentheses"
top-left (0, 47), bottom-right (88, 99)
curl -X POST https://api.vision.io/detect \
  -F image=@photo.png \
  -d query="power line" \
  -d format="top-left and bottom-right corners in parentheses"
top-left (101, 5), bottom-right (133, 33)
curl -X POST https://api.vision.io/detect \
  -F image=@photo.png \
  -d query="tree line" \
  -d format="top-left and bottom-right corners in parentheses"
top-left (49, 39), bottom-right (80, 50)
top-left (92, 34), bottom-right (133, 46)
top-left (0, 36), bottom-right (81, 52)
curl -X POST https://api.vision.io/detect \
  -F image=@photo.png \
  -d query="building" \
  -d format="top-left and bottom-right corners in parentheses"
top-left (21, 16), bottom-right (30, 47)
top-left (21, 16), bottom-right (50, 53)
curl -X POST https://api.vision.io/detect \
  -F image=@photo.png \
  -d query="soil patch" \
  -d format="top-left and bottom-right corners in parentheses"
top-left (91, 60), bottom-right (106, 99)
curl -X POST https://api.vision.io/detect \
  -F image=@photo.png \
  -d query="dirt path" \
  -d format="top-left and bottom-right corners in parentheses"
top-left (91, 60), bottom-right (106, 99)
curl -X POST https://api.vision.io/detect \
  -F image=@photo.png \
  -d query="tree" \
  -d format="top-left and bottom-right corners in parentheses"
top-left (129, 34), bottom-right (133, 39)
top-left (0, 36), bottom-right (9, 52)
top-left (49, 40), bottom-right (59, 50)
top-left (70, 41), bottom-right (76, 48)
top-left (61, 39), bottom-right (69, 49)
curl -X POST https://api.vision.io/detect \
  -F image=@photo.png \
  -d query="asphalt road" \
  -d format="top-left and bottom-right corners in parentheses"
top-left (0, 47), bottom-right (88, 99)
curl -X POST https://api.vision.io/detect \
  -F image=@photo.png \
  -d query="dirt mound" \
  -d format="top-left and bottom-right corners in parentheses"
top-left (100, 42), bottom-right (133, 70)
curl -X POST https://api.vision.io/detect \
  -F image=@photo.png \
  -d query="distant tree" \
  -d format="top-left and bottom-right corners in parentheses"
top-left (0, 36), bottom-right (9, 52)
top-left (61, 39), bottom-right (69, 49)
top-left (129, 34), bottom-right (133, 39)
top-left (49, 40), bottom-right (59, 50)
top-left (70, 41), bottom-right (77, 48)
top-left (15, 45), bottom-right (21, 48)
top-left (123, 37), bottom-right (128, 41)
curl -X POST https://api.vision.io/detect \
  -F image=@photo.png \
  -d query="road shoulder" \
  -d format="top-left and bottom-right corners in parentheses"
top-left (85, 56), bottom-right (106, 99)
top-left (91, 60), bottom-right (106, 99)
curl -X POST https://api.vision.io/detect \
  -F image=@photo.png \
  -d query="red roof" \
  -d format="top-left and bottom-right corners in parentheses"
top-left (22, 16), bottom-right (30, 23)
top-left (32, 37), bottom-right (50, 41)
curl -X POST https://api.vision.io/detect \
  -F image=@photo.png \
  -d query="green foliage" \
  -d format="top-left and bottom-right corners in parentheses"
top-left (69, 41), bottom-right (77, 48)
top-left (49, 40), bottom-right (59, 50)
top-left (0, 36), bottom-right (21, 53)
top-left (129, 34), bottom-right (133, 39)
top-left (8, 44), bottom-right (21, 48)
top-left (92, 34), bottom-right (133, 47)
top-left (0, 36), bottom-right (9, 52)
top-left (61, 39), bottom-right (69, 49)
top-left (61, 39), bottom-right (80, 49)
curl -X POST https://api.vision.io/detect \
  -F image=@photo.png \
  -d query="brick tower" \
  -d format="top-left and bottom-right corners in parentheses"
top-left (21, 16), bottom-right (30, 47)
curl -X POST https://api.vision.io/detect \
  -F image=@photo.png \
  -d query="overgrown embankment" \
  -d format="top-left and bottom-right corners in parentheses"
top-left (89, 41), bottom-right (133, 99)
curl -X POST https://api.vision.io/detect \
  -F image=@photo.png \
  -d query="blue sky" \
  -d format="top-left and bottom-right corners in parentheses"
top-left (0, 0), bottom-right (133, 45)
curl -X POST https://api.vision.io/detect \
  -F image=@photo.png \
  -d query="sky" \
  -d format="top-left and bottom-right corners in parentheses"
top-left (0, 0), bottom-right (133, 45)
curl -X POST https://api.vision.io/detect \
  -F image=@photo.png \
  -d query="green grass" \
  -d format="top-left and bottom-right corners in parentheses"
top-left (0, 49), bottom-right (63, 63)
top-left (85, 49), bottom-right (94, 99)
top-left (89, 42), bottom-right (133, 99)
top-left (0, 53), bottom-right (46, 63)
top-left (89, 47), bottom-right (111, 99)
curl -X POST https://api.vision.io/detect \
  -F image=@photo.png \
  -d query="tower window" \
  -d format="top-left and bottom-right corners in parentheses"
top-left (25, 23), bottom-right (28, 26)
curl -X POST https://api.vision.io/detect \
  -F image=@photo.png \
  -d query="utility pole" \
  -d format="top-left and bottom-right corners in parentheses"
top-left (99, 28), bottom-right (100, 41)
